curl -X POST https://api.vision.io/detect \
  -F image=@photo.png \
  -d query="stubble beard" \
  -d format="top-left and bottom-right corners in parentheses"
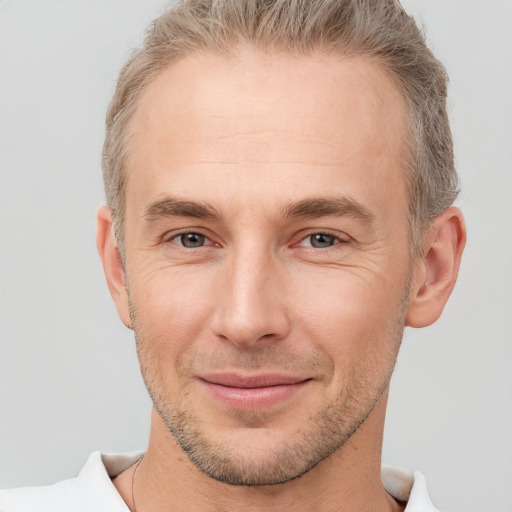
top-left (129, 289), bottom-right (409, 487)
top-left (150, 373), bottom-right (393, 486)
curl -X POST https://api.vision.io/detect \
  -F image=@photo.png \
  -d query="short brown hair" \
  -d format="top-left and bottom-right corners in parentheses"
top-left (102, 0), bottom-right (458, 253)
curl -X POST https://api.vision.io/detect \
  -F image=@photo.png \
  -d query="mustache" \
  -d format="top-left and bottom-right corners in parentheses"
top-left (181, 345), bottom-right (332, 375)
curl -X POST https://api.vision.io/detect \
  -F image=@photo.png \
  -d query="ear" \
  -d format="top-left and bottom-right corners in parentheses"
top-left (96, 206), bottom-right (133, 329)
top-left (406, 206), bottom-right (466, 328)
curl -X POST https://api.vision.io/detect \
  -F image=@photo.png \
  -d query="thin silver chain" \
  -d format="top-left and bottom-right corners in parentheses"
top-left (131, 456), bottom-right (144, 512)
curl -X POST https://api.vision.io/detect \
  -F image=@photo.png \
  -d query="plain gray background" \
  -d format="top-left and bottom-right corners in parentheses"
top-left (1, 1), bottom-right (511, 511)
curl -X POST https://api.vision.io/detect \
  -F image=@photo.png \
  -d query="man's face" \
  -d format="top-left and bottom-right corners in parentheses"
top-left (122, 49), bottom-right (412, 485)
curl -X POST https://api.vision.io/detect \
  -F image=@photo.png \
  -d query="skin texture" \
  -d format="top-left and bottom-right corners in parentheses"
top-left (97, 48), bottom-right (466, 511)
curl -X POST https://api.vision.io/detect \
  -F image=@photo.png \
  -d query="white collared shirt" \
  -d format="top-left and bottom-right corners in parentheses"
top-left (0, 452), bottom-right (439, 511)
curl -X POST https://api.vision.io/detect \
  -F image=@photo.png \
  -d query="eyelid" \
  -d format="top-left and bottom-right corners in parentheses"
top-left (294, 229), bottom-right (350, 248)
top-left (163, 229), bottom-right (219, 247)
top-left (160, 228), bottom-right (349, 248)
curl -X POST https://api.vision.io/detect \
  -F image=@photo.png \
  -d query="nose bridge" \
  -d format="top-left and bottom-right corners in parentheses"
top-left (212, 241), bottom-right (289, 346)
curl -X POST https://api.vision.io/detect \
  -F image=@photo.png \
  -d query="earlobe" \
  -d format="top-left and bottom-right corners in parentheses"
top-left (96, 206), bottom-right (133, 329)
top-left (406, 207), bottom-right (466, 328)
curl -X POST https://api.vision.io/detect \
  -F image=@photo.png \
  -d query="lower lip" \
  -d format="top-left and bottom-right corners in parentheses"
top-left (200, 380), bottom-right (310, 410)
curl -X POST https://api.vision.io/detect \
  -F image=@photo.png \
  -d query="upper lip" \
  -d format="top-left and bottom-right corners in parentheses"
top-left (200, 373), bottom-right (309, 388)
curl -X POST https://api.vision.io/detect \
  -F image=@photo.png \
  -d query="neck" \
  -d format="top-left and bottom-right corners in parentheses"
top-left (114, 391), bottom-right (403, 512)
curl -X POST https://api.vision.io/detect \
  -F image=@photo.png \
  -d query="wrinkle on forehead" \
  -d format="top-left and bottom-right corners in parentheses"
top-left (128, 48), bottom-right (408, 169)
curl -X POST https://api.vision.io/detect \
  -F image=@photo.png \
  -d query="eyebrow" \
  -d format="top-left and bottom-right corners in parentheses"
top-left (144, 197), bottom-right (221, 221)
top-left (282, 197), bottom-right (375, 223)
top-left (143, 195), bottom-right (374, 224)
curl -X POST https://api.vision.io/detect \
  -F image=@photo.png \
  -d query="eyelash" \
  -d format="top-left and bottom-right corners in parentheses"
top-left (165, 229), bottom-right (349, 250)
top-left (167, 230), bottom-right (217, 249)
top-left (298, 231), bottom-right (347, 249)
top-left (295, 230), bottom-right (350, 249)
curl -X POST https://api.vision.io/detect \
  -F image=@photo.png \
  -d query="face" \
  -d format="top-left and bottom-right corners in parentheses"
top-left (122, 49), bottom-right (412, 485)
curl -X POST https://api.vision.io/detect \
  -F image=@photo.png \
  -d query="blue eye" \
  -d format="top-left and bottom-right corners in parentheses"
top-left (308, 233), bottom-right (337, 248)
top-left (175, 232), bottom-right (206, 248)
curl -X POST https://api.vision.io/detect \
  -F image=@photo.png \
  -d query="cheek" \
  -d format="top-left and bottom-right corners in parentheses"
top-left (129, 265), bottom-right (216, 362)
top-left (291, 266), bottom-right (407, 367)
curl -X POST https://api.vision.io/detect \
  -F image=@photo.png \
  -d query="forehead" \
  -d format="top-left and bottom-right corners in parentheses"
top-left (126, 48), bottom-right (409, 218)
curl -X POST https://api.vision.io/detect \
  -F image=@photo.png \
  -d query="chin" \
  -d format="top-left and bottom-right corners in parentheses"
top-left (152, 385), bottom-right (382, 487)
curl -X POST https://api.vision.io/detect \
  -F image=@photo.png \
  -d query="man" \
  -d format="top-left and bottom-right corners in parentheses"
top-left (0, 0), bottom-right (466, 510)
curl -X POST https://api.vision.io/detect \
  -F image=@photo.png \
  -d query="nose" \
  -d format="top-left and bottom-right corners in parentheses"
top-left (211, 246), bottom-right (291, 348)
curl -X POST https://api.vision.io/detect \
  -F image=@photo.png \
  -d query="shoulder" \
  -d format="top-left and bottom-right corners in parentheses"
top-left (0, 452), bottom-right (141, 512)
top-left (382, 466), bottom-right (440, 512)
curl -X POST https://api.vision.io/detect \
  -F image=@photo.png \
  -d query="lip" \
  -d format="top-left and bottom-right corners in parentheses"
top-left (199, 373), bottom-right (311, 410)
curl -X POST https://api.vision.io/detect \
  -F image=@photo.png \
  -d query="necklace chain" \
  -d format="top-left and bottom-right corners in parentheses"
top-left (131, 456), bottom-right (144, 512)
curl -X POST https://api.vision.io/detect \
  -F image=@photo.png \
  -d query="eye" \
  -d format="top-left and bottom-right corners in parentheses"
top-left (308, 233), bottom-right (337, 248)
top-left (173, 232), bottom-right (208, 248)
top-left (299, 233), bottom-right (345, 249)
